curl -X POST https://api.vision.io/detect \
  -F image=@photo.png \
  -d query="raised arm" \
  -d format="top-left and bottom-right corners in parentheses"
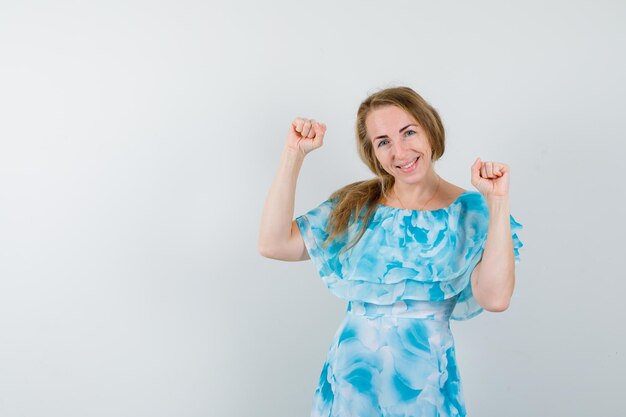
top-left (258, 118), bottom-right (327, 261)
top-left (469, 158), bottom-right (516, 312)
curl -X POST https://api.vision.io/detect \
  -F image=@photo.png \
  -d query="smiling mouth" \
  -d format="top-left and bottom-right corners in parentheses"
top-left (396, 156), bottom-right (419, 169)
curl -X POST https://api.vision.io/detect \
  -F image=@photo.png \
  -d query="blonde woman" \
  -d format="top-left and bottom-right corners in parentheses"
top-left (259, 86), bottom-right (523, 417)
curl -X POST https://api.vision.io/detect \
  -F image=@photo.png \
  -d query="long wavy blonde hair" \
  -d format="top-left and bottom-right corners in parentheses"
top-left (322, 86), bottom-right (446, 252)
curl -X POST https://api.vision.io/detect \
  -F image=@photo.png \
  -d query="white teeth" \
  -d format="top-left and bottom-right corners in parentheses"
top-left (399, 158), bottom-right (418, 169)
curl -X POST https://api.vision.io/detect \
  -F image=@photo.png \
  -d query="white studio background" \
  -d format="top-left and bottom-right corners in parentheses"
top-left (0, 1), bottom-right (624, 416)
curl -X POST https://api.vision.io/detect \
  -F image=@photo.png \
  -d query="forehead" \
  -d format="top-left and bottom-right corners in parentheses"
top-left (365, 105), bottom-right (419, 137)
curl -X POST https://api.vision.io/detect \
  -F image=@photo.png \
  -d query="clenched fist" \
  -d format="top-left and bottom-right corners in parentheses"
top-left (471, 157), bottom-right (510, 199)
top-left (286, 117), bottom-right (327, 156)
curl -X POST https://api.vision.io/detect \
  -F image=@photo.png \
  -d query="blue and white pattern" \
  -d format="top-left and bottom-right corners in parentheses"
top-left (296, 190), bottom-right (523, 417)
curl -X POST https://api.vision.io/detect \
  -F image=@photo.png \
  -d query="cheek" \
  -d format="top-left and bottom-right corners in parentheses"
top-left (372, 151), bottom-right (391, 171)
top-left (372, 148), bottom-right (383, 162)
top-left (374, 146), bottom-right (391, 159)
top-left (376, 153), bottom-right (391, 167)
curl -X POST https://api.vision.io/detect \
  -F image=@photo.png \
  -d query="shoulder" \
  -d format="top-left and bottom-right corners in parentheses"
top-left (450, 190), bottom-right (490, 237)
top-left (456, 190), bottom-right (488, 215)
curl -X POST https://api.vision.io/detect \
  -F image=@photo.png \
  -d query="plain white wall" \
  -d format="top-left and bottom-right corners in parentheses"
top-left (0, 0), bottom-right (624, 416)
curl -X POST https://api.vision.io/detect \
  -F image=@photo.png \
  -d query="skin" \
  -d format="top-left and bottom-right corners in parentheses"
top-left (366, 105), bottom-right (442, 207)
top-left (259, 111), bottom-right (515, 312)
top-left (257, 118), bottom-right (326, 262)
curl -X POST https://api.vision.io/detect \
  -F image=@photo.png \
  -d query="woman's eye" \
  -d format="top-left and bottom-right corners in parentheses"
top-left (405, 130), bottom-right (416, 137)
top-left (377, 139), bottom-right (389, 148)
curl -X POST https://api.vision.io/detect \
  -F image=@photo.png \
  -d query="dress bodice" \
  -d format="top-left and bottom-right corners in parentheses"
top-left (295, 190), bottom-right (523, 321)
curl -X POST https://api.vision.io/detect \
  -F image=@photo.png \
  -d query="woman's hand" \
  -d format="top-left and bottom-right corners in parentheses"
top-left (286, 117), bottom-right (327, 156)
top-left (471, 157), bottom-right (510, 199)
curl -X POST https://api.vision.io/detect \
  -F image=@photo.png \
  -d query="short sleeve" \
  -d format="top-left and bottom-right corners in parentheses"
top-left (451, 211), bottom-right (524, 321)
top-left (295, 198), bottom-right (342, 280)
top-left (510, 214), bottom-right (524, 264)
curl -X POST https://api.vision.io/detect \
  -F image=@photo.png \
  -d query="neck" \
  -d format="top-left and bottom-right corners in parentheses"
top-left (393, 170), bottom-right (441, 207)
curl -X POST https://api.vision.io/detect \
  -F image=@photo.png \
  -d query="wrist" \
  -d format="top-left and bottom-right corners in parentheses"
top-left (281, 146), bottom-right (306, 171)
top-left (486, 195), bottom-right (510, 214)
top-left (283, 145), bottom-right (306, 160)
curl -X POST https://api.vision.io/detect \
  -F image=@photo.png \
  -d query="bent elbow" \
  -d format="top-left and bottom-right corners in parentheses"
top-left (483, 298), bottom-right (510, 313)
top-left (258, 242), bottom-right (275, 259)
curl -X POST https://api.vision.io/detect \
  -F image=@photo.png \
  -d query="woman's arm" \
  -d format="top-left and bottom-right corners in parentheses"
top-left (471, 196), bottom-right (515, 311)
top-left (469, 158), bottom-right (516, 312)
top-left (258, 118), bottom-right (326, 261)
top-left (258, 146), bottom-right (308, 261)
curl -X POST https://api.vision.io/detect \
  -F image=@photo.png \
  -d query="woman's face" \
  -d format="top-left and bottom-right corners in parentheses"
top-left (365, 105), bottom-right (434, 185)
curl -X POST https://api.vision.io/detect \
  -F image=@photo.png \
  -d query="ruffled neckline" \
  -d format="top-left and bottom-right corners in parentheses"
top-left (376, 190), bottom-right (473, 214)
top-left (295, 188), bottom-right (523, 320)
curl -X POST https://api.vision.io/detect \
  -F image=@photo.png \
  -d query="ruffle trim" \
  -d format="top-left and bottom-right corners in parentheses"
top-left (295, 192), bottom-right (524, 321)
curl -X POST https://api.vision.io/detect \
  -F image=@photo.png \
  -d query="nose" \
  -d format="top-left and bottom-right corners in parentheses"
top-left (392, 137), bottom-right (411, 158)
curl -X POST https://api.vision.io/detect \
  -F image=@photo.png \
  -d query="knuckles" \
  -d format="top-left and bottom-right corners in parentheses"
top-left (291, 117), bottom-right (326, 138)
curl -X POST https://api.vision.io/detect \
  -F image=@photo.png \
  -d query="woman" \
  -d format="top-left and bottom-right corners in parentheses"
top-left (258, 86), bottom-right (523, 417)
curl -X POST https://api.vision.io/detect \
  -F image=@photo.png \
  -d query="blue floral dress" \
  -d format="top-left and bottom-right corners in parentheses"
top-left (295, 190), bottom-right (523, 417)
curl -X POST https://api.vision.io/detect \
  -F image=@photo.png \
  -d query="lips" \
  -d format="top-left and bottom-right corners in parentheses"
top-left (396, 156), bottom-right (419, 171)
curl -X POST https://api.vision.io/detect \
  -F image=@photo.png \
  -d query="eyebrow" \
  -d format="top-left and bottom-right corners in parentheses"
top-left (373, 124), bottom-right (418, 141)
